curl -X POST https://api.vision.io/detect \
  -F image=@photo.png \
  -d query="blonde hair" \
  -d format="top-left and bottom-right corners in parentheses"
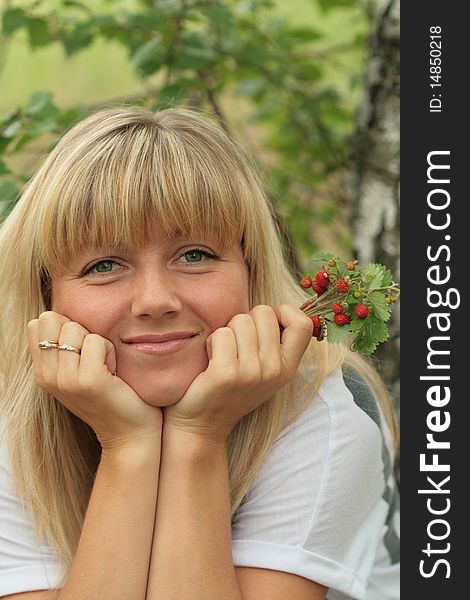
top-left (0, 107), bottom-right (397, 578)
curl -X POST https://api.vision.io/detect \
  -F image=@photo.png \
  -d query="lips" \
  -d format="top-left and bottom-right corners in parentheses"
top-left (122, 332), bottom-right (198, 355)
top-left (122, 331), bottom-right (197, 343)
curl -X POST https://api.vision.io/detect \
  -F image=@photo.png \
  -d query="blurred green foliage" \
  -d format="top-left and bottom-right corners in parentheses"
top-left (0, 0), bottom-right (371, 259)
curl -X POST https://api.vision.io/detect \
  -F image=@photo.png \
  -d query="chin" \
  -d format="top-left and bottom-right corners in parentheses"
top-left (116, 354), bottom-right (209, 407)
top-left (124, 372), bottom-right (200, 407)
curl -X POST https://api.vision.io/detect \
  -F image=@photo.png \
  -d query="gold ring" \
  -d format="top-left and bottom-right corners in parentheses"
top-left (38, 340), bottom-right (59, 349)
top-left (57, 344), bottom-right (81, 355)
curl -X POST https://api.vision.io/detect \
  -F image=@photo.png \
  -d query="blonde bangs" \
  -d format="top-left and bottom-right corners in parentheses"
top-left (35, 108), bottom-right (253, 275)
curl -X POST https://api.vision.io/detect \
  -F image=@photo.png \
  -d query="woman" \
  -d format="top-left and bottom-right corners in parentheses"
top-left (0, 107), bottom-right (399, 599)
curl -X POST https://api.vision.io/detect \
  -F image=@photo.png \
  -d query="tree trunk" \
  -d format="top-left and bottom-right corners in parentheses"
top-left (350, 0), bottom-right (400, 410)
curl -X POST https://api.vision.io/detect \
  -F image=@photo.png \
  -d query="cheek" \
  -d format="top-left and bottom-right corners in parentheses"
top-left (51, 287), bottom-right (122, 336)
top-left (192, 270), bottom-right (250, 329)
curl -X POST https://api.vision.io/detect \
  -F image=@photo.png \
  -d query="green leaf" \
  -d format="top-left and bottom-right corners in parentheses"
top-left (367, 291), bottom-right (391, 322)
top-left (362, 263), bottom-right (385, 290)
top-left (204, 4), bottom-right (233, 27)
top-left (28, 17), bottom-right (50, 48)
top-left (2, 8), bottom-right (29, 33)
top-left (131, 37), bottom-right (162, 70)
top-left (326, 321), bottom-right (350, 344)
top-left (13, 132), bottom-right (35, 153)
top-left (28, 118), bottom-right (58, 136)
top-left (2, 119), bottom-right (22, 138)
top-left (173, 46), bottom-right (217, 71)
top-left (157, 82), bottom-right (189, 104)
top-left (380, 267), bottom-right (394, 287)
top-left (91, 14), bottom-right (119, 38)
top-left (25, 92), bottom-right (55, 116)
top-left (57, 105), bottom-right (88, 128)
top-left (61, 23), bottom-right (95, 55)
top-left (351, 314), bottom-right (389, 355)
top-left (285, 27), bottom-right (323, 43)
top-left (349, 317), bottom-right (366, 332)
top-left (311, 251), bottom-right (336, 262)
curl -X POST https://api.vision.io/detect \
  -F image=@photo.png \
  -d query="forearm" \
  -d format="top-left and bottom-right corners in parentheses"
top-left (146, 426), bottom-right (242, 600)
top-left (58, 439), bottom-right (161, 600)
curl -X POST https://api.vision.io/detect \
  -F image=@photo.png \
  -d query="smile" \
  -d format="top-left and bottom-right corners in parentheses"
top-left (122, 334), bottom-right (197, 355)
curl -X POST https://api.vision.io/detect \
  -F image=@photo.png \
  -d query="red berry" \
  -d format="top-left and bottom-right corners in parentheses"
top-left (333, 303), bottom-right (344, 314)
top-left (313, 281), bottom-right (326, 296)
top-left (310, 315), bottom-right (322, 338)
top-left (355, 304), bottom-right (369, 319)
top-left (300, 275), bottom-right (313, 289)
top-left (314, 270), bottom-right (330, 287)
top-left (336, 279), bottom-right (350, 293)
top-left (334, 313), bottom-right (352, 326)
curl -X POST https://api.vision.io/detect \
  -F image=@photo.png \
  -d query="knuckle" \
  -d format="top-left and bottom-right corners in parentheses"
top-left (229, 313), bottom-right (252, 326)
top-left (212, 327), bottom-right (232, 340)
top-left (83, 333), bottom-right (102, 345)
top-left (38, 310), bottom-right (70, 325)
top-left (251, 304), bottom-right (273, 316)
top-left (38, 310), bottom-right (59, 321)
top-left (59, 321), bottom-right (77, 335)
top-left (38, 311), bottom-right (55, 319)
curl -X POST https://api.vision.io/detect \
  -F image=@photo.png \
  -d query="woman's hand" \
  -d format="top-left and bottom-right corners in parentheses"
top-left (163, 304), bottom-right (313, 444)
top-left (28, 311), bottom-right (163, 451)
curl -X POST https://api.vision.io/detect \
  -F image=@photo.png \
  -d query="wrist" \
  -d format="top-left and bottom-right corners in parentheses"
top-left (162, 421), bottom-right (228, 459)
top-left (100, 432), bottom-right (162, 466)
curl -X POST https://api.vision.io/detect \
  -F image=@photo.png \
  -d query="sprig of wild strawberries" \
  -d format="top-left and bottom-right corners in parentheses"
top-left (298, 253), bottom-right (400, 355)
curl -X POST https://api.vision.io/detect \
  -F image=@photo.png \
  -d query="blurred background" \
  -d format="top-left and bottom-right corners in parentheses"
top-left (0, 0), bottom-right (400, 403)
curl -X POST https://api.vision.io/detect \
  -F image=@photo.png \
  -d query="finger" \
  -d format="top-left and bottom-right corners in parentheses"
top-left (226, 313), bottom-right (259, 370)
top-left (57, 321), bottom-right (89, 381)
top-left (37, 311), bottom-right (71, 384)
top-left (77, 333), bottom-right (117, 382)
top-left (205, 327), bottom-right (238, 369)
top-left (249, 305), bottom-right (284, 374)
top-left (274, 304), bottom-right (313, 366)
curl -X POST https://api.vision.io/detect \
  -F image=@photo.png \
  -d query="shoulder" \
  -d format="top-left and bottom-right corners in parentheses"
top-left (281, 366), bottom-right (386, 467)
top-left (231, 368), bottom-right (398, 598)
top-left (233, 367), bottom-right (387, 534)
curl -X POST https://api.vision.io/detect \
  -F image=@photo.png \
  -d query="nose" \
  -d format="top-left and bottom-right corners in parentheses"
top-left (130, 267), bottom-right (183, 320)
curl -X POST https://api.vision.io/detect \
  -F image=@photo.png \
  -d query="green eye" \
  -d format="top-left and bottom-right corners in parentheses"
top-left (94, 260), bottom-right (115, 272)
top-left (184, 249), bottom-right (206, 263)
top-left (83, 259), bottom-right (120, 275)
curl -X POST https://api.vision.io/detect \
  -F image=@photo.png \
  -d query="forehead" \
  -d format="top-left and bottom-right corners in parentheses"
top-left (54, 228), bottom-right (241, 271)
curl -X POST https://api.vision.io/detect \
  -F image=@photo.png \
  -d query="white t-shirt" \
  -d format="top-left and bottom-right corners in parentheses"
top-left (0, 367), bottom-right (400, 598)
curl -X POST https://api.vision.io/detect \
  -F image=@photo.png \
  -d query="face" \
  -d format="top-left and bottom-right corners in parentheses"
top-left (51, 233), bottom-right (250, 406)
